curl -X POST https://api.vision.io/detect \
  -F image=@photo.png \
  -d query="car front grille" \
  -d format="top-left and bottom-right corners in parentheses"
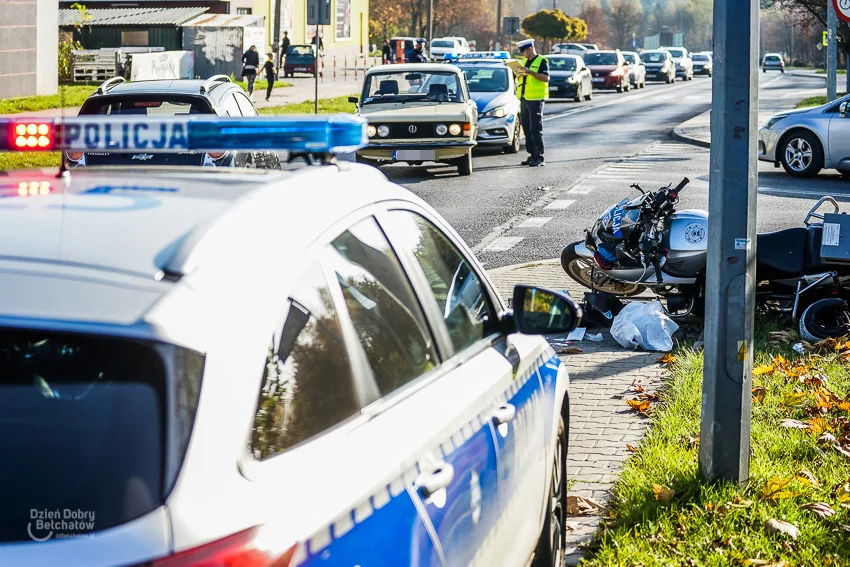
top-left (389, 122), bottom-right (436, 138)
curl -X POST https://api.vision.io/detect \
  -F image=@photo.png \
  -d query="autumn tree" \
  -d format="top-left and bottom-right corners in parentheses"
top-left (579, 0), bottom-right (610, 46)
top-left (764, 0), bottom-right (850, 62)
top-left (605, 0), bottom-right (643, 50)
top-left (522, 9), bottom-right (589, 51)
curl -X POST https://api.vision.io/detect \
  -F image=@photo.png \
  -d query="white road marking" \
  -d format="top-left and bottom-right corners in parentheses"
top-left (544, 199), bottom-right (576, 210)
top-left (517, 216), bottom-right (553, 228)
top-left (568, 185), bottom-right (595, 194)
top-left (483, 236), bottom-right (524, 251)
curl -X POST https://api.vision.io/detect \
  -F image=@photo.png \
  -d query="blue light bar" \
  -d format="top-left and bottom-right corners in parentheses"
top-left (0, 115), bottom-right (368, 154)
top-left (444, 51), bottom-right (510, 62)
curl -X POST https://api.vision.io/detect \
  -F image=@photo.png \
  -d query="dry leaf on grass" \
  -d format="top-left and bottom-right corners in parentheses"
top-left (627, 379), bottom-right (644, 394)
top-left (652, 483), bottom-right (675, 505)
top-left (779, 419), bottom-right (810, 429)
top-left (819, 432), bottom-right (839, 446)
top-left (801, 502), bottom-right (836, 518)
top-left (807, 417), bottom-right (832, 436)
top-left (753, 385), bottom-right (767, 404)
top-left (567, 495), bottom-right (605, 516)
top-left (795, 470), bottom-right (819, 487)
top-left (626, 399), bottom-right (651, 414)
top-left (744, 560), bottom-right (791, 567)
top-left (760, 477), bottom-right (798, 501)
top-left (781, 391), bottom-right (808, 408)
top-left (769, 330), bottom-right (796, 344)
top-left (764, 518), bottom-right (799, 540)
top-left (557, 347), bottom-right (583, 355)
top-left (626, 444), bottom-right (637, 452)
top-left (658, 353), bottom-right (676, 366)
top-left (839, 401), bottom-right (850, 412)
top-left (840, 525), bottom-right (850, 533)
top-left (753, 364), bottom-right (775, 376)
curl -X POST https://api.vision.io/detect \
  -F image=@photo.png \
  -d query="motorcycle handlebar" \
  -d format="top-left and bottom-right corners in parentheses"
top-left (673, 177), bottom-right (690, 194)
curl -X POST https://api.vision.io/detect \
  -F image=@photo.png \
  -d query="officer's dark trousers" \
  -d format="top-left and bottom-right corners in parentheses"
top-left (520, 99), bottom-right (545, 157)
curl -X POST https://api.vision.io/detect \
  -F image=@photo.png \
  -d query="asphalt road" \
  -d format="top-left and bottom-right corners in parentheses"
top-left (377, 71), bottom-right (841, 269)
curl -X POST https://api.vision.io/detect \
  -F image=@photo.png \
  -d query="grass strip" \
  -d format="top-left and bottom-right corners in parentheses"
top-left (0, 152), bottom-right (61, 171)
top-left (796, 94), bottom-right (847, 108)
top-left (258, 95), bottom-right (355, 115)
top-left (0, 84), bottom-right (97, 114)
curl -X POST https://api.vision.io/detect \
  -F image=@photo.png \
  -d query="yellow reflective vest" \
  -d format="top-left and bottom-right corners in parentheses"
top-left (517, 55), bottom-right (549, 101)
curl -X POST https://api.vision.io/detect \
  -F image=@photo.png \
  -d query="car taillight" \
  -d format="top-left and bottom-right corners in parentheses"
top-left (11, 122), bottom-right (53, 150)
top-left (206, 151), bottom-right (228, 161)
top-left (146, 527), bottom-right (297, 567)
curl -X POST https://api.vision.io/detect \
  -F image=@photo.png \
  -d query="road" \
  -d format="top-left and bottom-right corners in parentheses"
top-left (377, 71), bottom-right (836, 269)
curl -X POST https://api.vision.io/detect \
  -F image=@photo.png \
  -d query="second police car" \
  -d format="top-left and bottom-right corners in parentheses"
top-left (0, 113), bottom-right (578, 567)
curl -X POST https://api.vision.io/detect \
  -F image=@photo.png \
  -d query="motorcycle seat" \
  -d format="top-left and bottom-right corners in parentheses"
top-left (756, 225), bottom-right (828, 281)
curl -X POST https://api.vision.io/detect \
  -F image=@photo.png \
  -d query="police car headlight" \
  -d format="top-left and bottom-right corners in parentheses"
top-left (377, 125), bottom-right (390, 138)
top-left (449, 124), bottom-right (462, 136)
top-left (436, 123), bottom-right (448, 135)
top-left (367, 125), bottom-right (377, 137)
top-left (483, 107), bottom-right (507, 118)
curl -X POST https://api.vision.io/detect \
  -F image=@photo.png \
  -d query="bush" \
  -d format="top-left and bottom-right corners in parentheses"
top-left (58, 38), bottom-right (82, 82)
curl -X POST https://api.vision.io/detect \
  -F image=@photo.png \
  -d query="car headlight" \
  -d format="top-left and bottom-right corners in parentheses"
top-left (449, 123), bottom-right (462, 136)
top-left (482, 107), bottom-right (507, 118)
top-left (436, 123), bottom-right (448, 135)
top-left (763, 114), bottom-right (789, 130)
top-left (367, 125), bottom-right (377, 137)
top-left (567, 75), bottom-right (578, 84)
top-left (610, 69), bottom-right (623, 77)
top-left (377, 124), bottom-right (390, 138)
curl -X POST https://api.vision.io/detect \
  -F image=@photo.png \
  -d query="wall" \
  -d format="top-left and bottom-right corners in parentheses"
top-left (293, 0), bottom-right (369, 56)
top-left (78, 27), bottom-right (182, 51)
top-left (0, 0), bottom-right (58, 98)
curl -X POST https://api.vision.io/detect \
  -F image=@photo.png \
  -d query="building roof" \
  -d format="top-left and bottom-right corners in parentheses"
top-left (183, 13), bottom-right (265, 27)
top-left (59, 7), bottom-right (209, 27)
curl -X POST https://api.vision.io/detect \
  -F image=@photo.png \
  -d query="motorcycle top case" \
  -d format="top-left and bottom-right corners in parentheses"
top-left (820, 213), bottom-right (850, 264)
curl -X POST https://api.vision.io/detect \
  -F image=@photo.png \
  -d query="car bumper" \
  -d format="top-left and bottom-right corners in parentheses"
top-left (591, 76), bottom-right (620, 89)
top-left (548, 83), bottom-right (580, 98)
top-left (763, 65), bottom-right (785, 71)
top-left (758, 126), bottom-right (782, 163)
top-left (358, 140), bottom-right (475, 161)
top-left (675, 67), bottom-right (689, 76)
top-left (477, 115), bottom-right (516, 144)
top-left (693, 66), bottom-right (711, 74)
top-left (645, 70), bottom-right (669, 80)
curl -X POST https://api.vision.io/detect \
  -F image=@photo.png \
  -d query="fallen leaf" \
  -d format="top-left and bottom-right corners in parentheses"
top-left (807, 417), bottom-right (832, 436)
top-left (626, 399), bottom-right (651, 414)
top-left (558, 347), bottom-right (582, 355)
top-left (729, 497), bottom-right (754, 508)
top-left (840, 525), bottom-right (850, 533)
top-left (627, 379), bottom-right (644, 393)
top-left (839, 401), bottom-right (850, 412)
top-left (834, 444), bottom-right (850, 459)
top-left (658, 353), bottom-right (676, 365)
top-left (761, 477), bottom-right (797, 501)
top-left (764, 518), bottom-right (799, 540)
top-left (753, 385), bottom-right (767, 404)
top-left (795, 470), bottom-right (820, 487)
top-left (837, 483), bottom-right (850, 504)
top-left (652, 483), bottom-right (675, 505)
top-left (626, 444), bottom-right (637, 452)
top-left (769, 330), bottom-right (796, 345)
top-left (779, 419), bottom-right (810, 429)
top-left (639, 392), bottom-right (660, 402)
top-left (681, 435), bottom-right (699, 447)
top-left (801, 502), bottom-right (836, 518)
top-left (781, 391), bottom-right (808, 408)
top-left (773, 354), bottom-right (789, 367)
top-left (819, 432), bottom-right (839, 446)
top-left (753, 364), bottom-right (775, 376)
top-left (567, 495), bottom-right (605, 516)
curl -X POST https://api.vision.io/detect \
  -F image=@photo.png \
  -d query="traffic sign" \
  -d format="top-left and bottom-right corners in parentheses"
top-left (307, 0), bottom-right (331, 25)
top-left (834, 0), bottom-right (850, 23)
top-left (504, 17), bottom-right (520, 35)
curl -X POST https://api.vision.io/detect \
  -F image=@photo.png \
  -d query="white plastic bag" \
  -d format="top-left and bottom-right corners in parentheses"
top-left (610, 301), bottom-right (679, 352)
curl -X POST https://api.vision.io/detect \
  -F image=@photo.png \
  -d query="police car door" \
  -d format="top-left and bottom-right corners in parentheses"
top-left (379, 207), bottom-right (548, 567)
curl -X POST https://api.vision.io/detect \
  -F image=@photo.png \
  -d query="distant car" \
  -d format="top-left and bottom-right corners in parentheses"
top-left (283, 44), bottom-right (318, 77)
top-left (431, 37), bottom-right (470, 59)
top-left (641, 50), bottom-right (676, 83)
top-left (580, 43), bottom-right (600, 51)
top-left (547, 54), bottom-right (593, 102)
top-left (353, 63), bottom-right (478, 175)
top-left (68, 76), bottom-right (280, 169)
top-left (584, 50), bottom-right (630, 92)
top-left (762, 53), bottom-right (785, 73)
top-left (758, 94), bottom-right (850, 177)
top-left (692, 52), bottom-right (713, 76)
top-left (662, 47), bottom-right (694, 80)
top-left (621, 51), bottom-right (646, 89)
top-left (551, 43), bottom-right (589, 57)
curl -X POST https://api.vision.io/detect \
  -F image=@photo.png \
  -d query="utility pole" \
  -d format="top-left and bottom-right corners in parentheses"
top-left (273, 0), bottom-right (282, 69)
top-left (698, 0), bottom-right (759, 484)
top-left (496, 0), bottom-right (503, 50)
top-left (828, 0), bottom-right (838, 102)
top-left (427, 0), bottom-right (433, 53)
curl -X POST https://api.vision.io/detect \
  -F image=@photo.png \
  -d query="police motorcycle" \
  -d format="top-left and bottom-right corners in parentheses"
top-left (560, 177), bottom-right (850, 340)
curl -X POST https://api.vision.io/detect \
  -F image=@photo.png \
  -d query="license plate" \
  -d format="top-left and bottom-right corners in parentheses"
top-left (394, 149), bottom-right (436, 161)
top-left (592, 78), bottom-right (604, 83)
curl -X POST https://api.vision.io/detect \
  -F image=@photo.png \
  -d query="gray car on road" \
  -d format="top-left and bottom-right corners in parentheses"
top-left (758, 94), bottom-right (850, 177)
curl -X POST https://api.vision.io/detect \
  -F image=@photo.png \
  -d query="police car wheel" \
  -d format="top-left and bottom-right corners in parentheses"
top-left (533, 415), bottom-right (567, 567)
top-left (504, 121), bottom-right (521, 154)
top-left (455, 153), bottom-right (472, 176)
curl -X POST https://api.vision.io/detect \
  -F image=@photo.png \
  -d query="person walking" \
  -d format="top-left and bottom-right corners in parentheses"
top-left (515, 38), bottom-right (549, 167)
top-left (241, 45), bottom-right (260, 100)
top-left (280, 31), bottom-right (291, 68)
top-left (311, 33), bottom-right (324, 54)
top-left (409, 39), bottom-right (428, 63)
top-left (263, 52), bottom-right (276, 101)
top-left (382, 39), bottom-right (393, 64)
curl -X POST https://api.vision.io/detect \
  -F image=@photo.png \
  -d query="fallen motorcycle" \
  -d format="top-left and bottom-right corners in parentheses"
top-left (560, 177), bottom-right (850, 340)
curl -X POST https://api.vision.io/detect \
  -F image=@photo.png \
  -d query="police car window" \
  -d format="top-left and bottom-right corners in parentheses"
top-left (549, 58), bottom-right (578, 71)
top-left (385, 212), bottom-right (495, 354)
top-left (219, 93), bottom-right (242, 117)
top-left (462, 68), bottom-right (509, 92)
top-left (250, 264), bottom-right (360, 460)
top-left (330, 217), bottom-right (438, 396)
top-left (234, 92), bottom-right (257, 116)
top-left (79, 96), bottom-right (213, 116)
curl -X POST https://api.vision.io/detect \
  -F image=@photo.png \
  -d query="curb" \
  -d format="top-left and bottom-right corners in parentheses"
top-left (671, 109), bottom-right (711, 149)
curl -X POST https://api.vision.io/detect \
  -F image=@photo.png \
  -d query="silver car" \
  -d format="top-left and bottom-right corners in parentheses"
top-left (758, 94), bottom-right (850, 177)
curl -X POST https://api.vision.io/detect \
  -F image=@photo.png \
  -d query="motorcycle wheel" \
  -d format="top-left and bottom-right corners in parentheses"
top-left (799, 298), bottom-right (850, 342)
top-left (560, 243), bottom-right (647, 297)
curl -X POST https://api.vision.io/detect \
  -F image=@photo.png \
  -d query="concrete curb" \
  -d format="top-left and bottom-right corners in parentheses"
top-left (671, 113), bottom-right (711, 149)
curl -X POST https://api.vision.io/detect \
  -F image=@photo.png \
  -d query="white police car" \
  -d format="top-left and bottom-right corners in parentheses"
top-left (446, 52), bottom-right (523, 154)
top-left (0, 114), bottom-right (576, 567)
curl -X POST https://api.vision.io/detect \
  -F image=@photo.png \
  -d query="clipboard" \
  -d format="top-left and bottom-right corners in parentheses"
top-left (506, 60), bottom-right (528, 75)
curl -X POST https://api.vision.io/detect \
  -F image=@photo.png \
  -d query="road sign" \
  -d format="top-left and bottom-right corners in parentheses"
top-left (834, 0), bottom-right (850, 23)
top-left (307, 0), bottom-right (331, 25)
top-left (504, 17), bottom-right (520, 35)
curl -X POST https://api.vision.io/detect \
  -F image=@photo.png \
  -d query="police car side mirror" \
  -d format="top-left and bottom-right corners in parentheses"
top-left (509, 286), bottom-right (581, 335)
top-left (348, 96), bottom-right (359, 104)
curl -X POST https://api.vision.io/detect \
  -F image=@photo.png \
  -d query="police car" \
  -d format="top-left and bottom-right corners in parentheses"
top-left (0, 114), bottom-right (577, 567)
top-left (445, 52), bottom-right (522, 154)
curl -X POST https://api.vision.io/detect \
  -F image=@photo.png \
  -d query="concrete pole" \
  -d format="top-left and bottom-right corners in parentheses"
top-left (828, 1), bottom-right (838, 102)
top-left (427, 0), bottom-right (433, 55)
top-left (698, 0), bottom-right (759, 484)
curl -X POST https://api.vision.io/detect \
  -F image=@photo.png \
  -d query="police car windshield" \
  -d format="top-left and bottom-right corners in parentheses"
top-left (363, 71), bottom-right (463, 104)
top-left (548, 58), bottom-right (578, 71)
top-left (642, 52), bottom-right (668, 63)
top-left (584, 53), bottom-right (618, 66)
top-left (79, 95), bottom-right (213, 116)
top-left (461, 67), bottom-right (509, 92)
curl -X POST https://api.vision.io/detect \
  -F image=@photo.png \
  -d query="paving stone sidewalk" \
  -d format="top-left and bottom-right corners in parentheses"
top-left (487, 259), bottom-right (670, 565)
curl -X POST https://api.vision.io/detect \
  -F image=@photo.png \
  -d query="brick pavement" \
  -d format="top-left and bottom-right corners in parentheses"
top-left (487, 259), bottom-right (669, 566)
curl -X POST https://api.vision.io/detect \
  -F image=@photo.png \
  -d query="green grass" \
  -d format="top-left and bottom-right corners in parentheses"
top-left (581, 322), bottom-right (850, 566)
top-left (796, 93), bottom-right (847, 108)
top-left (0, 152), bottom-right (61, 171)
top-left (232, 79), bottom-right (292, 91)
top-left (0, 84), bottom-right (98, 114)
top-left (258, 95), bottom-right (355, 115)
top-left (816, 69), bottom-right (848, 75)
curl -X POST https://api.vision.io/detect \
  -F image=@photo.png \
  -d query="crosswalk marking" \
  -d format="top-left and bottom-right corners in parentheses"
top-left (568, 185), bottom-right (595, 194)
top-left (544, 199), bottom-right (576, 210)
top-left (517, 216), bottom-right (553, 228)
top-left (483, 236), bottom-right (524, 252)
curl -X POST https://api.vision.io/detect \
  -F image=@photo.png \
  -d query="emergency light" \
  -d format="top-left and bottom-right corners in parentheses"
top-left (0, 115), bottom-right (368, 154)
top-left (444, 51), bottom-right (510, 62)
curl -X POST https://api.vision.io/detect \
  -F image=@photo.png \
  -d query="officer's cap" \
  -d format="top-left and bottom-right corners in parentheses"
top-left (516, 39), bottom-right (535, 50)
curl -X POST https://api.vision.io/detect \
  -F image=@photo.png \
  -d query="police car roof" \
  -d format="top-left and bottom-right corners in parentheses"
top-left (367, 63), bottom-right (461, 74)
top-left (0, 164), bottom-right (410, 328)
top-left (97, 79), bottom-right (227, 96)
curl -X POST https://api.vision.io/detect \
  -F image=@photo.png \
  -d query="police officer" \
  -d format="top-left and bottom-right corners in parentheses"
top-left (515, 38), bottom-right (549, 167)
top-left (410, 39), bottom-right (429, 63)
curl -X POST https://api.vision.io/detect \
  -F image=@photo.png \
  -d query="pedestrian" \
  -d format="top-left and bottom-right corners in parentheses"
top-left (263, 52), bottom-right (276, 101)
top-left (410, 39), bottom-right (428, 63)
top-left (515, 38), bottom-right (549, 167)
top-left (241, 45), bottom-right (260, 100)
top-left (382, 39), bottom-right (393, 64)
top-left (280, 31), bottom-right (291, 67)
top-left (311, 33), bottom-right (324, 55)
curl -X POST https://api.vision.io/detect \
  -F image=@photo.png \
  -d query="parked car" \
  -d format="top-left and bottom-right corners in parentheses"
top-left (551, 43), bottom-right (589, 57)
top-left (692, 52), bottom-right (713, 76)
top-left (641, 50), bottom-right (676, 83)
top-left (621, 51), bottom-right (646, 89)
top-left (759, 93), bottom-right (850, 177)
top-left (547, 54), bottom-right (593, 102)
top-left (283, 44), bottom-right (319, 77)
top-left (580, 43), bottom-right (600, 51)
top-left (661, 47), bottom-right (694, 80)
top-left (67, 76), bottom-right (280, 169)
top-left (431, 37), bottom-right (470, 59)
top-left (353, 63), bottom-right (478, 175)
top-left (762, 52), bottom-right (786, 73)
top-left (584, 50), bottom-right (630, 92)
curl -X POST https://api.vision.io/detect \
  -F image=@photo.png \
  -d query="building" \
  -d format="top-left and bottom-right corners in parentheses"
top-left (59, 0), bottom-right (230, 14)
top-left (0, 0), bottom-right (58, 98)
top-left (59, 7), bottom-right (211, 50)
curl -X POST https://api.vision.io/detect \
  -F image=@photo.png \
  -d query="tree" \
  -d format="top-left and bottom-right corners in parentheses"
top-left (605, 0), bottom-right (643, 50)
top-left (766, 0), bottom-right (850, 65)
top-left (522, 9), bottom-right (588, 51)
top-left (580, 1), bottom-right (610, 46)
